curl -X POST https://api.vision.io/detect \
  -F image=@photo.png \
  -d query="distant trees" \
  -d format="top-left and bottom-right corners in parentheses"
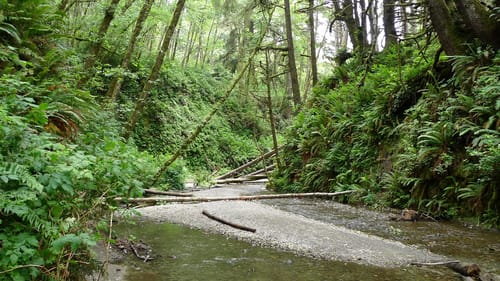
top-left (124, 0), bottom-right (186, 139)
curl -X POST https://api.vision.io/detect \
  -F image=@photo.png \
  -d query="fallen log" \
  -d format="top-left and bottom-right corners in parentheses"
top-left (116, 190), bottom-right (355, 203)
top-left (143, 189), bottom-right (193, 197)
top-left (215, 148), bottom-right (279, 180)
top-left (202, 210), bottom-right (256, 233)
top-left (216, 174), bottom-right (268, 184)
top-left (246, 164), bottom-right (275, 176)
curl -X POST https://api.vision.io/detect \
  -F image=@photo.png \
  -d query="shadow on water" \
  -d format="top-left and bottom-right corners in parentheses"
top-left (114, 221), bottom-right (460, 281)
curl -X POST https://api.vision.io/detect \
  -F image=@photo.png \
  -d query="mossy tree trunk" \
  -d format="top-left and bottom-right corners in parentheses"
top-left (284, 0), bottom-right (301, 107)
top-left (428, 0), bottom-right (500, 56)
top-left (383, 0), bottom-right (397, 48)
top-left (107, 0), bottom-right (154, 102)
top-left (308, 0), bottom-right (318, 86)
top-left (80, 0), bottom-right (121, 85)
top-left (124, 0), bottom-right (186, 140)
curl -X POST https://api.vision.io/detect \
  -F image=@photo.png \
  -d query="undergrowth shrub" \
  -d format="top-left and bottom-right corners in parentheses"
top-left (0, 75), bottom-right (161, 280)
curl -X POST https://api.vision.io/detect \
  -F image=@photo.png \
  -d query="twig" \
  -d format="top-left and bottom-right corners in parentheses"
top-left (129, 242), bottom-right (153, 262)
top-left (0, 264), bottom-right (45, 274)
top-left (202, 210), bottom-right (256, 233)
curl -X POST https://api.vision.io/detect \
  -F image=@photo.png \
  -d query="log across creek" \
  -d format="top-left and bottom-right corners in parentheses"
top-left (116, 190), bottom-right (355, 204)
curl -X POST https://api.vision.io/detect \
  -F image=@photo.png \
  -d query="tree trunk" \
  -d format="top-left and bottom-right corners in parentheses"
top-left (383, 0), bottom-right (397, 48)
top-left (123, 0), bottom-right (186, 139)
top-left (107, 0), bottom-right (154, 102)
top-left (453, 0), bottom-right (500, 49)
top-left (284, 0), bottom-right (301, 107)
top-left (150, 11), bottom-right (273, 185)
top-left (265, 51), bottom-right (280, 169)
top-left (82, 0), bottom-right (121, 75)
top-left (308, 0), bottom-right (318, 86)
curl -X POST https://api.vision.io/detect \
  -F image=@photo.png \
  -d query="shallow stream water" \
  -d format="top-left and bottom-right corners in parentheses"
top-left (111, 196), bottom-right (499, 281)
top-left (114, 222), bottom-right (457, 281)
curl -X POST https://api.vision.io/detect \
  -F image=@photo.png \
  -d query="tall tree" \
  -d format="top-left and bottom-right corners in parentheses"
top-left (284, 0), bottom-right (301, 107)
top-left (124, 0), bottom-right (186, 139)
top-left (383, 0), bottom-right (397, 48)
top-left (107, 0), bottom-right (155, 102)
top-left (308, 0), bottom-right (318, 86)
top-left (81, 0), bottom-right (121, 81)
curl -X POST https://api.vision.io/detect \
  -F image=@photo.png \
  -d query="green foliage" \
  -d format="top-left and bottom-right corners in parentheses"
top-left (0, 70), bottom-right (161, 280)
top-left (271, 44), bottom-right (500, 227)
top-left (116, 62), bottom-right (262, 176)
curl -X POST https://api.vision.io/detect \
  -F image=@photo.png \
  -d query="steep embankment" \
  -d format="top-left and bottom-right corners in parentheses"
top-left (270, 47), bottom-right (500, 227)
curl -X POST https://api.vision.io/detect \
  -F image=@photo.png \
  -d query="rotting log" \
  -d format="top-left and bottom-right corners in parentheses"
top-left (143, 189), bottom-right (193, 197)
top-left (202, 210), bottom-right (256, 232)
top-left (216, 148), bottom-right (280, 180)
top-left (116, 190), bottom-right (355, 204)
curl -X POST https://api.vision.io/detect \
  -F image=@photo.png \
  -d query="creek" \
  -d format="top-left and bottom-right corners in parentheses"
top-left (109, 195), bottom-right (499, 281)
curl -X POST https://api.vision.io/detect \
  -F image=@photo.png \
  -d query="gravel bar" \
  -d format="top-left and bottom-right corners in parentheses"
top-left (136, 184), bottom-right (445, 267)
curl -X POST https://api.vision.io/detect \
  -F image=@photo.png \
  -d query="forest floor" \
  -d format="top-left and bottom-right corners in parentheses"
top-left (135, 183), bottom-right (444, 267)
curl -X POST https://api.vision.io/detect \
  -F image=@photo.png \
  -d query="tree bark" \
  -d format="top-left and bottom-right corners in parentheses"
top-left (107, 0), bottom-right (154, 102)
top-left (428, 0), bottom-right (469, 55)
top-left (453, 0), bottom-right (500, 49)
top-left (265, 51), bottom-right (280, 168)
top-left (284, 0), bottom-right (301, 107)
top-left (123, 0), bottom-right (186, 139)
top-left (427, 0), bottom-right (500, 55)
top-left (82, 0), bottom-right (121, 74)
top-left (308, 0), bottom-right (318, 86)
top-left (383, 0), bottom-right (397, 48)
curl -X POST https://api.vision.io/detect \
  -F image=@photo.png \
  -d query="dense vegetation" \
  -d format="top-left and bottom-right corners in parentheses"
top-left (270, 45), bottom-right (500, 226)
top-left (0, 0), bottom-right (498, 280)
top-left (0, 1), bottom-right (270, 279)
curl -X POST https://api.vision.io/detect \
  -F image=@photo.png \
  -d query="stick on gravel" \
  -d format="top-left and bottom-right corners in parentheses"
top-left (202, 210), bottom-right (256, 233)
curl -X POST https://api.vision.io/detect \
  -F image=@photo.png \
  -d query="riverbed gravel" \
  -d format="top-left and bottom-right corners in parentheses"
top-left (135, 184), bottom-right (445, 267)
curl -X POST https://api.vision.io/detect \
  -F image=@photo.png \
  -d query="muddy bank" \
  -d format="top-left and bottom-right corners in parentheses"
top-left (135, 184), bottom-right (444, 267)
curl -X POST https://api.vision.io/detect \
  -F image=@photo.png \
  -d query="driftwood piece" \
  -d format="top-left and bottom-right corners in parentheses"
top-left (116, 190), bottom-right (355, 204)
top-left (144, 189), bottom-right (193, 197)
top-left (202, 210), bottom-right (256, 233)
top-left (130, 241), bottom-right (153, 262)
